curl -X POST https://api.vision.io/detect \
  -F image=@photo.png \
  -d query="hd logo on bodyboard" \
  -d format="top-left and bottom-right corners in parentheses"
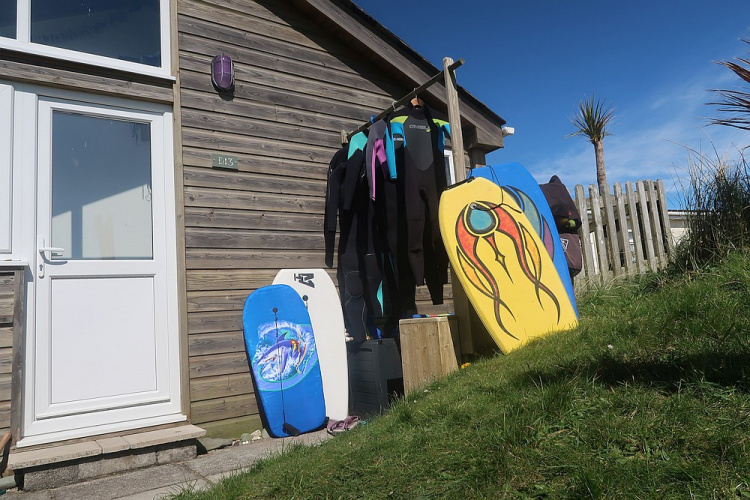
top-left (294, 273), bottom-right (315, 288)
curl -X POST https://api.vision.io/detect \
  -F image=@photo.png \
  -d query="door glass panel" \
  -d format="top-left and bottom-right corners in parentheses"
top-left (0, 0), bottom-right (16, 39)
top-left (51, 111), bottom-right (153, 260)
top-left (31, 0), bottom-right (161, 66)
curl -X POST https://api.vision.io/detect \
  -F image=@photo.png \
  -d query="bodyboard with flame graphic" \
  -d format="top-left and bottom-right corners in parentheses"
top-left (472, 163), bottom-right (578, 315)
top-left (439, 177), bottom-right (578, 353)
top-left (242, 284), bottom-right (326, 437)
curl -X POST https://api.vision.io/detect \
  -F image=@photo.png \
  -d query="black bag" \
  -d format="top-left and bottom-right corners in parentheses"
top-left (540, 175), bottom-right (583, 277)
top-left (559, 233), bottom-right (583, 277)
top-left (539, 175), bottom-right (581, 234)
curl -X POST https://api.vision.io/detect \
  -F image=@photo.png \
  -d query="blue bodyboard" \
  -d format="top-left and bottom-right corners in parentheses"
top-left (242, 284), bottom-right (326, 437)
top-left (472, 163), bottom-right (578, 315)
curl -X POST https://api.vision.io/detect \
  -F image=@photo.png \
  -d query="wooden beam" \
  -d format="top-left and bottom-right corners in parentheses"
top-left (444, 57), bottom-right (466, 181)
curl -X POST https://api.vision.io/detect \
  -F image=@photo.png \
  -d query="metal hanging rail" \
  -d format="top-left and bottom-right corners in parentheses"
top-left (343, 58), bottom-right (464, 142)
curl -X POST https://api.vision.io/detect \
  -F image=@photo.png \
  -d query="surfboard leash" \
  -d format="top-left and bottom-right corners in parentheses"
top-left (272, 307), bottom-right (301, 439)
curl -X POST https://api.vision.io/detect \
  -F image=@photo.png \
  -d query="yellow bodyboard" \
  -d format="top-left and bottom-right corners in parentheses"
top-left (439, 177), bottom-right (578, 353)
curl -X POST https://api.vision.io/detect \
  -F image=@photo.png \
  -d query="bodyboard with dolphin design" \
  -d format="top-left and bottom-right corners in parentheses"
top-left (471, 162), bottom-right (578, 315)
top-left (438, 177), bottom-right (578, 353)
top-left (242, 284), bottom-right (326, 437)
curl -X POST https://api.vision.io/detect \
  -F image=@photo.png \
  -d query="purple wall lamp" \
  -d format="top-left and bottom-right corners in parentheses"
top-left (211, 54), bottom-right (235, 92)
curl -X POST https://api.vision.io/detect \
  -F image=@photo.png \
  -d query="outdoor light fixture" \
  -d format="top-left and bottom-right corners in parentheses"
top-left (211, 54), bottom-right (234, 92)
top-left (501, 126), bottom-right (515, 137)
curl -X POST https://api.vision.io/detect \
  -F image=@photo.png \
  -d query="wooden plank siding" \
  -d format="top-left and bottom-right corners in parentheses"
top-left (0, 271), bottom-right (18, 437)
top-left (0, 51), bottom-right (173, 104)
top-left (178, 0), bottom-right (460, 433)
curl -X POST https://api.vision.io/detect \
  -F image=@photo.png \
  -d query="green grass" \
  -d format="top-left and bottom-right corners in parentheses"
top-left (171, 253), bottom-right (750, 499)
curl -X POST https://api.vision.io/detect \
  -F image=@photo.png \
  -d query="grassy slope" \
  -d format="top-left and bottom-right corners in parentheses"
top-left (174, 253), bottom-right (750, 499)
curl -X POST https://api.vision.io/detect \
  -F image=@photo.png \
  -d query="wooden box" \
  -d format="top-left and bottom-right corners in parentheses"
top-left (399, 316), bottom-right (460, 395)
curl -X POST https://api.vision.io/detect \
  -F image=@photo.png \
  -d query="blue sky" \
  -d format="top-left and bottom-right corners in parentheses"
top-left (352, 1), bottom-right (750, 207)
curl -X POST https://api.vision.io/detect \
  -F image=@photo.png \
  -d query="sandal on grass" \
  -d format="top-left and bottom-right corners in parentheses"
top-left (326, 419), bottom-right (347, 435)
top-left (343, 415), bottom-right (360, 431)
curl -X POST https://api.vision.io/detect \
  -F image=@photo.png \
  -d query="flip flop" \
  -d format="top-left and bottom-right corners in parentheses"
top-left (343, 415), bottom-right (360, 431)
top-left (326, 419), bottom-right (347, 435)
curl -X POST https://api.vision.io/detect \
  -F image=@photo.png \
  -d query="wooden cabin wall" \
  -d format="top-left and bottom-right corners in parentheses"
top-left (0, 51), bottom-right (174, 104)
top-left (0, 269), bottom-right (22, 438)
top-left (178, 0), bottom-right (453, 436)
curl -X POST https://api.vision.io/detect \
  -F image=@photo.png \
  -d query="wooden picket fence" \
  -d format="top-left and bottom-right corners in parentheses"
top-left (572, 179), bottom-right (674, 290)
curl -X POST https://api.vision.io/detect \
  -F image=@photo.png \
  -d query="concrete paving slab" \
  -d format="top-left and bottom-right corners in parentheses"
top-left (116, 478), bottom-right (210, 500)
top-left (96, 437), bottom-right (131, 454)
top-left (1, 490), bottom-right (51, 500)
top-left (184, 430), bottom-right (330, 479)
top-left (7, 463), bottom-right (202, 500)
top-left (121, 425), bottom-right (205, 450)
top-left (9, 441), bottom-right (102, 469)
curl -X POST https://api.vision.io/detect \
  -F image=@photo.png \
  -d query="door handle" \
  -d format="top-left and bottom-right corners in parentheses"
top-left (38, 246), bottom-right (65, 255)
top-left (37, 236), bottom-right (64, 258)
top-left (37, 236), bottom-right (65, 278)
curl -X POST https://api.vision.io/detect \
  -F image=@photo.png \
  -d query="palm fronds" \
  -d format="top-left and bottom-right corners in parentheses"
top-left (709, 39), bottom-right (750, 130)
top-left (567, 95), bottom-right (615, 143)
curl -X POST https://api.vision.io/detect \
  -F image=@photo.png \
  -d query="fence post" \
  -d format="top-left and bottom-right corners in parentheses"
top-left (589, 185), bottom-right (610, 282)
top-left (635, 181), bottom-right (658, 272)
top-left (646, 181), bottom-right (667, 269)
top-left (656, 179), bottom-right (674, 258)
top-left (613, 183), bottom-right (634, 275)
top-left (602, 184), bottom-right (623, 277)
top-left (625, 181), bottom-right (647, 273)
top-left (575, 184), bottom-right (595, 289)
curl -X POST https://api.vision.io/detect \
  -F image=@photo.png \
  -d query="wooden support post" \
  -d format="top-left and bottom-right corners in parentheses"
top-left (444, 57), bottom-right (466, 181)
top-left (442, 56), bottom-right (475, 359)
top-left (469, 149), bottom-right (487, 169)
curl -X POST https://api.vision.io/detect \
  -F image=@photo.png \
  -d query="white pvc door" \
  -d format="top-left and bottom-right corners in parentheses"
top-left (24, 96), bottom-right (183, 445)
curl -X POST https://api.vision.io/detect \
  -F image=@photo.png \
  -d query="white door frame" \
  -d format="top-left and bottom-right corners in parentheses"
top-left (8, 83), bottom-right (184, 447)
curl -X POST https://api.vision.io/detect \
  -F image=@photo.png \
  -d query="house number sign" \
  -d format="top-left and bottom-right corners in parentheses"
top-left (211, 153), bottom-right (238, 170)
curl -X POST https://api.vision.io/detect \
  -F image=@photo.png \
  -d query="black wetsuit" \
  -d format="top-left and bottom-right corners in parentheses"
top-left (324, 144), bottom-right (384, 342)
top-left (385, 103), bottom-right (451, 305)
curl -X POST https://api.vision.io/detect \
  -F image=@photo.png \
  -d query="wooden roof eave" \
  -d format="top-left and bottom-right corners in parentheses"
top-left (294, 0), bottom-right (505, 152)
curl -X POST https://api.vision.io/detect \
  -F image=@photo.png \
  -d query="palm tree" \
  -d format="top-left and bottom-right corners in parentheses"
top-left (568, 96), bottom-right (615, 194)
top-left (709, 39), bottom-right (750, 130)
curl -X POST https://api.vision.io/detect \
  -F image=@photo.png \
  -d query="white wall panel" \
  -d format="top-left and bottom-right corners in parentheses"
top-left (0, 85), bottom-right (12, 254)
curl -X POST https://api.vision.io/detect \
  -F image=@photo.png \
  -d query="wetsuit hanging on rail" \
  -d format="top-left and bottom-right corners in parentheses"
top-left (385, 101), bottom-right (451, 305)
